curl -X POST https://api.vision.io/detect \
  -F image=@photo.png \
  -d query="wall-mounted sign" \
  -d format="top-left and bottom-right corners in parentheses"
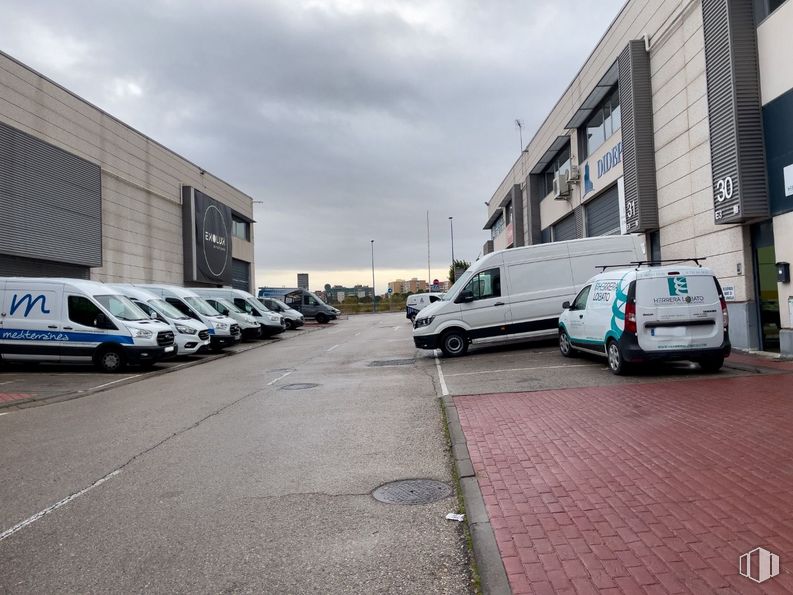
top-left (597, 141), bottom-right (622, 178)
top-left (722, 284), bottom-right (736, 301)
top-left (182, 186), bottom-right (233, 285)
top-left (784, 164), bottom-right (793, 197)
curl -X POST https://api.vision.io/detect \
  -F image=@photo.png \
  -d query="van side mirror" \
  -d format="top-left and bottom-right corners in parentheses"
top-left (94, 313), bottom-right (116, 330)
top-left (456, 291), bottom-right (474, 304)
top-left (562, 301), bottom-right (571, 310)
top-left (150, 311), bottom-right (158, 320)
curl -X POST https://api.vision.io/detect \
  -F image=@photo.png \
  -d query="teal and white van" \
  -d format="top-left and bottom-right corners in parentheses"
top-left (0, 278), bottom-right (176, 372)
top-left (558, 264), bottom-right (731, 374)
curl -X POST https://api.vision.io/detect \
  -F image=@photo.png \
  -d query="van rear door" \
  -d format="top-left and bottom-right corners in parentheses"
top-left (635, 269), bottom-right (723, 352)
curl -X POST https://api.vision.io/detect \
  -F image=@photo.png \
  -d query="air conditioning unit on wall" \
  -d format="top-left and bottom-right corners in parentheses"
top-left (553, 171), bottom-right (570, 200)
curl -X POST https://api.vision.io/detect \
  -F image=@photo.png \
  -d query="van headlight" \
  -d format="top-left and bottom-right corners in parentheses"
top-left (213, 321), bottom-right (229, 331)
top-left (268, 314), bottom-right (280, 322)
top-left (175, 324), bottom-right (197, 335)
top-left (414, 316), bottom-right (435, 328)
top-left (130, 328), bottom-right (153, 339)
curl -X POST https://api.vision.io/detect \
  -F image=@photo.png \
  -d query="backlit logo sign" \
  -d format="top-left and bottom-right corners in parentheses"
top-left (201, 204), bottom-right (229, 278)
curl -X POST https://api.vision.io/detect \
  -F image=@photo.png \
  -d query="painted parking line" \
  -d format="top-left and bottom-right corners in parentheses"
top-left (0, 381), bottom-right (16, 386)
top-left (0, 469), bottom-right (121, 543)
top-left (84, 375), bottom-right (142, 392)
top-left (0, 412), bottom-right (9, 417)
top-left (327, 344), bottom-right (340, 352)
top-left (267, 370), bottom-right (293, 386)
top-left (445, 364), bottom-right (592, 377)
top-left (434, 355), bottom-right (449, 396)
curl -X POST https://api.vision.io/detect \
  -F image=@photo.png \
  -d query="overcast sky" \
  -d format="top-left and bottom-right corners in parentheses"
top-left (2, 0), bottom-right (624, 292)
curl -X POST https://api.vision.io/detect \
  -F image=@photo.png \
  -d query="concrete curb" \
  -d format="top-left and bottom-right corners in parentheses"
top-left (0, 327), bottom-right (321, 411)
top-left (442, 395), bottom-right (510, 595)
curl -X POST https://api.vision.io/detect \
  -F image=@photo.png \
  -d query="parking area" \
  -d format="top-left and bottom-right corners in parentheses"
top-left (0, 327), bottom-right (318, 409)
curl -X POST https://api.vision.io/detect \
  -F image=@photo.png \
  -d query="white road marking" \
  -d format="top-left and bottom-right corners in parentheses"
top-left (267, 370), bottom-right (294, 386)
top-left (354, 332), bottom-right (361, 336)
top-left (327, 344), bottom-right (340, 352)
top-left (393, 326), bottom-right (399, 331)
top-left (86, 375), bottom-right (141, 391)
top-left (0, 381), bottom-right (16, 386)
top-left (445, 364), bottom-right (590, 377)
top-left (434, 355), bottom-right (449, 396)
top-left (0, 469), bottom-right (121, 543)
top-left (0, 412), bottom-right (9, 417)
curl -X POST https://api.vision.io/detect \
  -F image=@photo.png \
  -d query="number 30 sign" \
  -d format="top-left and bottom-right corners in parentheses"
top-left (715, 176), bottom-right (734, 202)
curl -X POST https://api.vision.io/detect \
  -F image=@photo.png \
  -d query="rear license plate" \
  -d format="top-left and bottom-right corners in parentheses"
top-left (651, 327), bottom-right (686, 337)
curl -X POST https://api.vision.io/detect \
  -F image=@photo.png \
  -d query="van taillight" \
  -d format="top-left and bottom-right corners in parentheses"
top-left (720, 296), bottom-right (729, 331)
top-left (625, 300), bottom-right (637, 334)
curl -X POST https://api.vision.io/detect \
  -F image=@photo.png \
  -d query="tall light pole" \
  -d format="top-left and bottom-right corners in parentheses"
top-left (370, 239), bottom-right (376, 314)
top-left (449, 216), bottom-right (455, 282)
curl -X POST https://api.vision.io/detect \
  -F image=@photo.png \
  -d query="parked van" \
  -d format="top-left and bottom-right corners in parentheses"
top-left (258, 287), bottom-right (340, 323)
top-left (0, 278), bottom-right (176, 371)
top-left (258, 297), bottom-right (304, 330)
top-left (406, 292), bottom-right (444, 320)
top-left (198, 295), bottom-right (262, 340)
top-left (558, 264), bottom-right (731, 374)
top-left (412, 235), bottom-right (646, 356)
top-left (139, 285), bottom-right (241, 351)
top-left (108, 284), bottom-right (211, 356)
top-left (193, 288), bottom-right (285, 337)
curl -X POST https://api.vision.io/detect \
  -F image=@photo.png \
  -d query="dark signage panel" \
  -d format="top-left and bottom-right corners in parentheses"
top-left (182, 187), bottom-right (233, 285)
top-left (763, 88), bottom-right (793, 217)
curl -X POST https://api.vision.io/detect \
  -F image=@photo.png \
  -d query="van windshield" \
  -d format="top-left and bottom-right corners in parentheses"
top-left (151, 299), bottom-right (190, 320)
top-left (185, 297), bottom-right (222, 316)
top-left (443, 270), bottom-right (473, 300)
top-left (95, 294), bottom-right (149, 321)
top-left (270, 299), bottom-right (289, 311)
top-left (217, 298), bottom-right (244, 313)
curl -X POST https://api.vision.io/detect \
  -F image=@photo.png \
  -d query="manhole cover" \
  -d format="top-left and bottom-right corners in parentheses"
top-left (372, 479), bottom-right (453, 505)
top-left (280, 383), bottom-right (319, 390)
top-left (368, 359), bottom-right (416, 367)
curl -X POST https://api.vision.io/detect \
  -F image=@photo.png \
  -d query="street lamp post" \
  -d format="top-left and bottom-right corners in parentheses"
top-left (449, 216), bottom-right (455, 282)
top-left (371, 239), bottom-right (376, 314)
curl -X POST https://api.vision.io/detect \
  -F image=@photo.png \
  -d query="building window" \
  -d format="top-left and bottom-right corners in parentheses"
top-left (540, 144), bottom-right (572, 196)
top-left (581, 86), bottom-right (621, 159)
top-left (491, 213), bottom-right (505, 239)
top-left (754, 0), bottom-right (787, 22)
top-left (232, 216), bottom-right (250, 241)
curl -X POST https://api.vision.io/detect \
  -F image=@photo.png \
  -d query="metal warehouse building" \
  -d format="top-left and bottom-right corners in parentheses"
top-left (484, 0), bottom-right (793, 355)
top-left (0, 50), bottom-right (255, 292)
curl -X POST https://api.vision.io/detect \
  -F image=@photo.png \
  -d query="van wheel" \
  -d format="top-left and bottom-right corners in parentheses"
top-left (316, 313), bottom-right (329, 324)
top-left (440, 330), bottom-right (468, 357)
top-left (284, 319), bottom-right (294, 330)
top-left (96, 347), bottom-right (125, 373)
top-left (559, 330), bottom-right (576, 358)
top-left (606, 339), bottom-right (629, 375)
top-left (698, 356), bottom-right (724, 373)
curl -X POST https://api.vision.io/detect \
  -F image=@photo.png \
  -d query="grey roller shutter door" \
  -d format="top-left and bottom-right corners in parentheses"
top-left (0, 254), bottom-right (89, 278)
top-left (552, 214), bottom-right (577, 242)
top-left (585, 186), bottom-right (620, 236)
top-left (231, 259), bottom-right (251, 291)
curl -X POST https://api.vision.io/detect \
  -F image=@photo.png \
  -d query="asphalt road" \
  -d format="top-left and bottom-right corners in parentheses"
top-left (0, 313), bottom-right (470, 594)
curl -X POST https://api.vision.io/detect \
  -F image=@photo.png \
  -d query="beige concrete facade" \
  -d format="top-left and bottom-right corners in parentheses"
top-left (484, 0), bottom-right (793, 353)
top-left (0, 50), bottom-right (255, 290)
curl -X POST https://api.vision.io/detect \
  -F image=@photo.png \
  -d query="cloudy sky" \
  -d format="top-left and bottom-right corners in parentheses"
top-left (2, 0), bottom-right (624, 292)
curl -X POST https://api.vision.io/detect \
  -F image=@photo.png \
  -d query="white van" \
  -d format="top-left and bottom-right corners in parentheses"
top-left (412, 235), bottom-right (646, 356)
top-left (193, 288), bottom-right (285, 337)
top-left (139, 284), bottom-right (241, 351)
top-left (406, 292), bottom-right (444, 321)
top-left (198, 295), bottom-right (262, 340)
top-left (558, 264), bottom-right (731, 374)
top-left (0, 278), bottom-right (176, 372)
top-left (258, 297), bottom-right (304, 330)
top-left (108, 284), bottom-right (211, 356)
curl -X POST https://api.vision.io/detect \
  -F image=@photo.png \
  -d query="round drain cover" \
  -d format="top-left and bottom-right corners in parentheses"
top-left (372, 479), bottom-right (453, 505)
top-left (280, 383), bottom-right (319, 390)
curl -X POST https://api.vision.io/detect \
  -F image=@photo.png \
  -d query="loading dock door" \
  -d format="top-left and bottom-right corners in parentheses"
top-left (231, 259), bottom-right (251, 292)
top-left (552, 214), bottom-right (577, 242)
top-left (585, 185), bottom-right (620, 237)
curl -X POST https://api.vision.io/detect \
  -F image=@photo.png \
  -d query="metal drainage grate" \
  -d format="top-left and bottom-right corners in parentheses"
top-left (280, 383), bottom-right (319, 391)
top-left (368, 359), bottom-right (416, 367)
top-left (372, 479), bottom-right (453, 505)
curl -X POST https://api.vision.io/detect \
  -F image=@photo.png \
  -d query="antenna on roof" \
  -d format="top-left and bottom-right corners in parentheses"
top-left (515, 119), bottom-right (524, 152)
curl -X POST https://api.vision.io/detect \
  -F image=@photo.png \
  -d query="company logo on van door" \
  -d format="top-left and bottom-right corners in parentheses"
top-left (9, 293), bottom-right (50, 317)
top-left (667, 277), bottom-right (688, 296)
top-left (653, 279), bottom-right (704, 304)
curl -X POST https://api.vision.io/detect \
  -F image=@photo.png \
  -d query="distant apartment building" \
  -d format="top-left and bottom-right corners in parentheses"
top-left (483, 0), bottom-right (793, 355)
top-left (388, 278), bottom-right (428, 294)
top-left (325, 284), bottom-right (373, 302)
top-left (297, 273), bottom-right (309, 290)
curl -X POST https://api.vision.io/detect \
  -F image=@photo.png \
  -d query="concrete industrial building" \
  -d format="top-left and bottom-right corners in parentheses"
top-left (0, 51), bottom-right (256, 291)
top-left (484, 0), bottom-right (793, 354)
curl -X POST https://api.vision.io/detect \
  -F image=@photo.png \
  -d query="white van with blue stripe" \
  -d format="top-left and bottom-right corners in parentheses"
top-left (0, 278), bottom-right (176, 372)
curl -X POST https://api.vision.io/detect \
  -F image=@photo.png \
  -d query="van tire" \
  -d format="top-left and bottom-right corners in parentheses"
top-left (698, 356), bottom-right (724, 373)
top-left (284, 319), bottom-right (294, 330)
top-left (316, 313), bottom-right (329, 324)
top-left (440, 330), bottom-right (468, 357)
top-left (95, 347), bottom-right (125, 373)
top-left (559, 330), bottom-right (576, 358)
top-left (606, 339), bottom-right (629, 375)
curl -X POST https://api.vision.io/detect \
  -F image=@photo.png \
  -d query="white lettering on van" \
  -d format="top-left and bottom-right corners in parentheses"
top-left (0, 330), bottom-right (70, 341)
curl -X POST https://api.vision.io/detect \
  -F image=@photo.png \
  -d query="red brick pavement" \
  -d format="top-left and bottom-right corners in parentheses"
top-left (455, 374), bottom-right (793, 594)
top-left (0, 392), bottom-right (32, 404)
